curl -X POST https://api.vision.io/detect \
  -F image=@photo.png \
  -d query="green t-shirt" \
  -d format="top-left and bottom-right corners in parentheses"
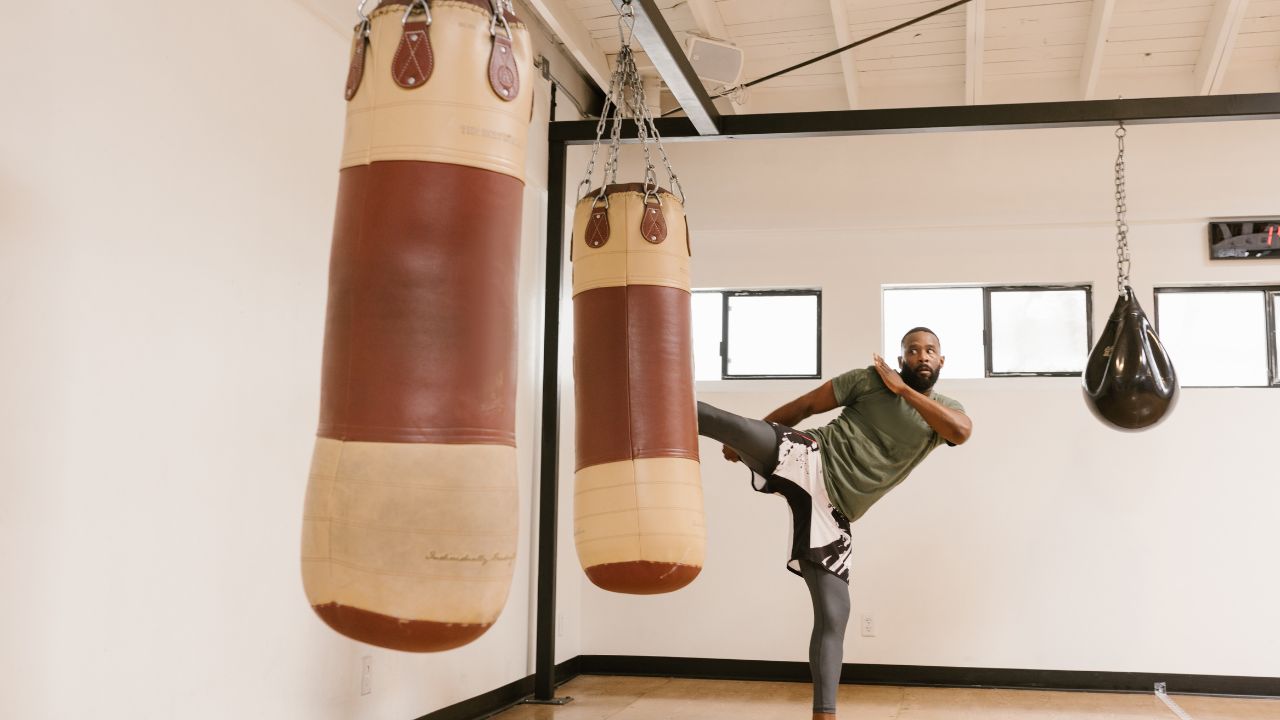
top-left (807, 366), bottom-right (964, 523)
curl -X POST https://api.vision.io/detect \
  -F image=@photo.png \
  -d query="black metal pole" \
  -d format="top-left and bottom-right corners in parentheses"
top-left (553, 93), bottom-right (1280, 144)
top-left (533, 85), bottom-right (570, 702)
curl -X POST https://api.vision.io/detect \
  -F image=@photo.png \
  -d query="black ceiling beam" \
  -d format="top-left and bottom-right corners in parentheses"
top-left (550, 93), bottom-right (1280, 144)
top-left (609, 0), bottom-right (722, 136)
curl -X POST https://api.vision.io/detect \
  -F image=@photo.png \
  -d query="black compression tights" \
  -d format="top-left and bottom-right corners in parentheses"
top-left (695, 401), bottom-right (780, 476)
top-left (695, 401), bottom-right (850, 714)
top-left (800, 560), bottom-right (849, 714)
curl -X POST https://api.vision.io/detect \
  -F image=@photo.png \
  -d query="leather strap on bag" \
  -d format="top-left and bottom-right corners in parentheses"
top-left (393, 18), bottom-right (434, 89)
top-left (489, 34), bottom-right (519, 101)
top-left (488, 2), bottom-right (520, 101)
top-left (345, 22), bottom-right (370, 100)
top-left (585, 198), bottom-right (610, 248)
top-left (640, 196), bottom-right (666, 244)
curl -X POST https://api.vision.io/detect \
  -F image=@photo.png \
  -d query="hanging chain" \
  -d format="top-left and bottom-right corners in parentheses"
top-left (489, 0), bottom-right (513, 39)
top-left (355, 0), bottom-right (372, 37)
top-left (576, 1), bottom-right (685, 205)
top-left (1113, 121), bottom-right (1130, 293)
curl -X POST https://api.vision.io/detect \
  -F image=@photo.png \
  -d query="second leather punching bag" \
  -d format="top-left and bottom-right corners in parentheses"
top-left (571, 185), bottom-right (704, 594)
top-left (300, 0), bottom-right (533, 652)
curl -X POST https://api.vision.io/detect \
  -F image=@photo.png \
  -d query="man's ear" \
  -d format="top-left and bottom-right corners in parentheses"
top-left (938, 355), bottom-right (946, 369)
top-left (897, 354), bottom-right (905, 369)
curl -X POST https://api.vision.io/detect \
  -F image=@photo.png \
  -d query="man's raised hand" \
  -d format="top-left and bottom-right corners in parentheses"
top-left (872, 353), bottom-right (908, 395)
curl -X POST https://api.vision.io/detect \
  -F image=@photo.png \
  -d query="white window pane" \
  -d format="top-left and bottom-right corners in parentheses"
top-left (725, 294), bottom-right (819, 376)
top-left (1156, 291), bottom-right (1267, 387)
top-left (990, 290), bottom-right (1088, 374)
top-left (691, 291), bottom-right (723, 381)
top-left (882, 288), bottom-right (984, 379)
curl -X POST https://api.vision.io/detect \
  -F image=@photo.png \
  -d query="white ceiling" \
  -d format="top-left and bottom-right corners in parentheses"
top-left (539, 0), bottom-right (1280, 112)
top-left (300, 0), bottom-right (1280, 113)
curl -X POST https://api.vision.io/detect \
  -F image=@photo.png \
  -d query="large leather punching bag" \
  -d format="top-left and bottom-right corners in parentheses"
top-left (572, 185), bottom-right (705, 593)
top-left (300, 0), bottom-right (533, 652)
top-left (1083, 287), bottom-right (1178, 431)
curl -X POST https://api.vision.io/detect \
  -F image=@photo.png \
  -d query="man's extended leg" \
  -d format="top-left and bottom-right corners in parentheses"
top-left (800, 559), bottom-right (850, 718)
top-left (696, 401), bottom-right (781, 476)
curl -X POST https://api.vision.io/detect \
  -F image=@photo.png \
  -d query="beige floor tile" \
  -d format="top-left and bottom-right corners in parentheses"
top-left (1164, 693), bottom-right (1280, 720)
top-left (488, 676), bottom-right (1279, 720)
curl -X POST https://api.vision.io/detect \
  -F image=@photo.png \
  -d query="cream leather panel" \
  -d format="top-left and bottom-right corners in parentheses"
top-left (573, 457), bottom-right (705, 569)
top-left (341, 2), bottom-right (534, 179)
top-left (571, 190), bottom-right (691, 295)
top-left (301, 437), bottom-right (517, 624)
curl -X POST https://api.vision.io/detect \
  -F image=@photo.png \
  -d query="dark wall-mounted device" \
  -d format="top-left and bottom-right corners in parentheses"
top-left (1209, 218), bottom-right (1280, 260)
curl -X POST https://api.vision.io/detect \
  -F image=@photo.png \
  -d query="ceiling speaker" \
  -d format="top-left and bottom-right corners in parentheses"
top-left (685, 35), bottom-right (743, 86)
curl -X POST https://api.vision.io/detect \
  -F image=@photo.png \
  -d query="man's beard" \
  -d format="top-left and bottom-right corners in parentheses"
top-left (899, 364), bottom-right (939, 393)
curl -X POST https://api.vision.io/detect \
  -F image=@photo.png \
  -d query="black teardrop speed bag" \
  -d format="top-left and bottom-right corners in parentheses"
top-left (1083, 287), bottom-right (1179, 431)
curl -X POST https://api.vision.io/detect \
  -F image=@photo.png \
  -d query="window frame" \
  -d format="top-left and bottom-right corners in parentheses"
top-left (882, 283), bottom-right (1094, 378)
top-left (1271, 291), bottom-right (1280, 388)
top-left (693, 288), bottom-right (822, 381)
top-left (1153, 285), bottom-right (1280, 389)
top-left (982, 284), bottom-right (1094, 378)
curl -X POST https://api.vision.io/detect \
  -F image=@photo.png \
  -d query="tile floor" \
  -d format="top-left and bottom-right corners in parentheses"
top-left (490, 675), bottom-right (1280, 720)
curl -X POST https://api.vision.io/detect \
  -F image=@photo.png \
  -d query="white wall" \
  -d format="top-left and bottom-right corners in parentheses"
top-left (573, 120), bottom-right (1280, 677)
top-left (0, 1), bottom-right (579, 718)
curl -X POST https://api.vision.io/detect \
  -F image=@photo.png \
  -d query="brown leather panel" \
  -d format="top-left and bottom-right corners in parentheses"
top-left (488, 34), bottom-right (519, 101)
top-left (573, 285), bottom-right (698, 470)
top-left (574, 288), bottom-right (632, 467)
top-left (640, 197), bottom-right (666, 244)
top-left (372, 0), bottom-right (519, 24)
top-left (626, 285), bottom-right (697, 460)
top-left (393, 21), bottom-right (434, 88)
top-left (312, 602), bottom-right (491, 652)
top-left (583, 561), bottom-right (700, 595)
top-left (346, 28), bottom-right (369, 101)
top-left (319, 161), bottom-right (522, 444)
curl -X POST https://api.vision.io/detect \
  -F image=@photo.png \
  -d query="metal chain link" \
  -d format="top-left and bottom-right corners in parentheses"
top-left (355, 0), bottom-right (372, 36)
top-left (575, 0), bottom-right (685, 206)
top-left (489, 0), bottom-right (513, 39)
top-left (1114, 121), bottom-right (1131, 293)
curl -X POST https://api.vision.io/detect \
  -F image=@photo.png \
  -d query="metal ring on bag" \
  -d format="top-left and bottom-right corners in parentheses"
top-left (489, 0), bottom-right (513, 39)
top-left (403, 0), bottom-right (432, 26)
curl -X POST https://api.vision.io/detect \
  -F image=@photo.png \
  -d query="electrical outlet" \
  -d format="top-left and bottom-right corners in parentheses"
top-left (860, 614), bottom-right (875, 637)
top-left (361, 656), bottom-right (373, 696)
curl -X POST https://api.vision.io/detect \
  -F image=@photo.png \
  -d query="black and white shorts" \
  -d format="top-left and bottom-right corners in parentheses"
top-left (750, 424), bottom-right (853, 583)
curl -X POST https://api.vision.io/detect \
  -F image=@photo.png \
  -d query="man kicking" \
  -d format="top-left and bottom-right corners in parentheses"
top-left (697, 327), bottom-right (972, 720)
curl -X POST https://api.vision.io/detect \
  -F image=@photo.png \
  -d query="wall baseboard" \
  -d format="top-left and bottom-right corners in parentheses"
top-left (578, 655), bottom-right (1280, 698)
top-left (413, 658), bottom-right (581, 720)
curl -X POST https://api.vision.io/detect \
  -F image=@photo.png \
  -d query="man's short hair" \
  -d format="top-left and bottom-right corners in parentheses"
top-left (900, 326), bottom-right (940, 349)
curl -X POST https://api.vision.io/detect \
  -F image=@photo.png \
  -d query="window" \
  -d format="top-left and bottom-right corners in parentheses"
top-left (882, 287), bottom-right (984, 378)
top-left (691, 289), bottom-right (821, 380)
top-left (1154, 286), bottom-right (1279, 388)
top-left (882, 284), bottom-right (1092, 378)
top-left (986, 287), bottom-right (1091, 376)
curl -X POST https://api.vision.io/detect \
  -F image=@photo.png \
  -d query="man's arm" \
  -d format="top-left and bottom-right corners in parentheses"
top-left (872, 354), bottom-right (972, 445)
top-left (763, 380), bottom-right (839, 427)
top-left (721, 381), bottom-right (840, 463)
